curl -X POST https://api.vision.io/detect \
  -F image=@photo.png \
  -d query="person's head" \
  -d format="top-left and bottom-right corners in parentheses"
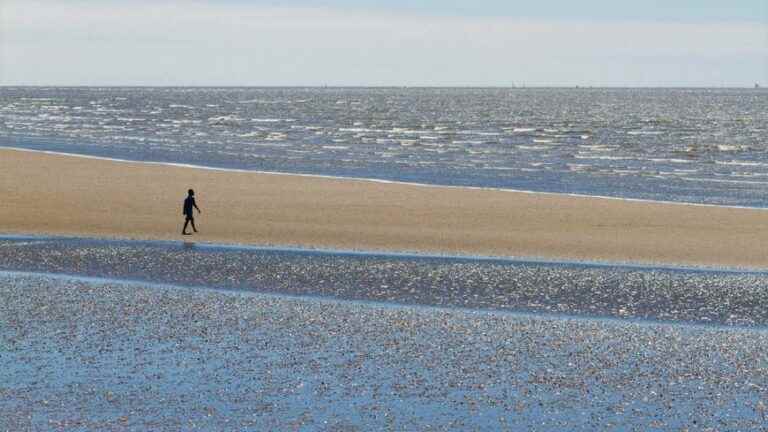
top-left (188, 189), bottom-right (195, 196)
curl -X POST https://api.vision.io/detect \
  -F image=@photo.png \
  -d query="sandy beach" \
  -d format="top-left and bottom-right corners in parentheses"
top-left (2, 148), bottom-right (768, 268)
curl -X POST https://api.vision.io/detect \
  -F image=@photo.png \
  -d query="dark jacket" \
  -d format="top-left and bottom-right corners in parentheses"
top-left (183, 196), bottom-right (196, 217)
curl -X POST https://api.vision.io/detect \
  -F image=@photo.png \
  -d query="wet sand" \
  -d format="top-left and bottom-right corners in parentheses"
top-left (3, 236), bottom-right (768, 326)
top-left (3, 148), bottom-right (768, 268)
top-left (4, 202), bottom-right (768, 429)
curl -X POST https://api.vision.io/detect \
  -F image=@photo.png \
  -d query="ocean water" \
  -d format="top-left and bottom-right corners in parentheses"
top-left (1, 87), bottom-right (766, 206)
top-left (5, 272), bottom-right (768, 430)
top-left (4, 238), bottom-right (768, 429)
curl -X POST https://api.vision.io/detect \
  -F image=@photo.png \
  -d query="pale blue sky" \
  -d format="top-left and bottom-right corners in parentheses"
top-left (236, 0), bottom-right (765, 22)
top-left (1, 1), bottom-right (765, 86)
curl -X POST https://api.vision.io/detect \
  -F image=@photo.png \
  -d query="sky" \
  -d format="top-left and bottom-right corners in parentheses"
top-left (0, 0), bottom-right (765, 87)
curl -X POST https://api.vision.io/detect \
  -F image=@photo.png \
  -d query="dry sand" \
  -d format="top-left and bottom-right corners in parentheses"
top-left (2, 148), bottom-right (768, 268)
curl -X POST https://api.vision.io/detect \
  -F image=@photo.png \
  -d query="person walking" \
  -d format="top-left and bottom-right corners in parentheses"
top-left (182, 189), bottom-right (201, 235)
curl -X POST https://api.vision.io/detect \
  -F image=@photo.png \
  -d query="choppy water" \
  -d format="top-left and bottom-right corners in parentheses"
top-left (1, 87), bottom-right (766, 206)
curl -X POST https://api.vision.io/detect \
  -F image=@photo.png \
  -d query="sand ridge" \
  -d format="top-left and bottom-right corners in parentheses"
top-left (2, 148), bottom-right (768, 268)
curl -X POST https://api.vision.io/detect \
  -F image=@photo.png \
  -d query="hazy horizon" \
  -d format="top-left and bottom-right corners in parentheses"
top-left (0, 85), bottom-right (765, 89)
top-left (1, 0), bottom-right (765, 87)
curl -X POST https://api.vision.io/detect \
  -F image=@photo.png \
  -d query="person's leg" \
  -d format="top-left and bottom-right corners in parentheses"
top-left (182, 218), bottom-right (190, 234)
top-left (191, 218), bottom-right (198, 233)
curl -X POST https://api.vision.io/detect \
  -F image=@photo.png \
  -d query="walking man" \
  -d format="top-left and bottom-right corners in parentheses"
top-left (182, 189), bottom-right (201, 235)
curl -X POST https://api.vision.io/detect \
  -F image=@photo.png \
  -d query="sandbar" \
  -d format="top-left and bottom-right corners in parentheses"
top-left (2, 148), bottom-right (768, 268)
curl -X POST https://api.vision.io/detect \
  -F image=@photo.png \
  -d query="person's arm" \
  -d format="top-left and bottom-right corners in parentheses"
top-left (193, 198), bottom-right (201, 213)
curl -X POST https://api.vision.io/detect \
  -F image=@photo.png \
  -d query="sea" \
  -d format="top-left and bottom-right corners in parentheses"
top-left (4, 88), bottom-right (768, 428)
top-left (4, 236), bottom-right (768, 429)
top-left (1, 86), bottom-right (766, 207)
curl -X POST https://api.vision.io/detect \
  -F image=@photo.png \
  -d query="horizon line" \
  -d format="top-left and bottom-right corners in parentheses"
top-left (0, 84), bottom-right (764, 89)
